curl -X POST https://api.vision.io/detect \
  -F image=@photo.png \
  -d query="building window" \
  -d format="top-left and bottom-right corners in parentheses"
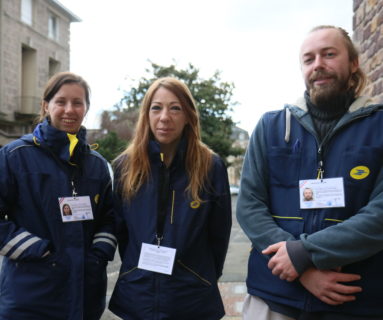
top-left (49, 58), bottom-right (61, 78)
top-left (48, 14), bottom-right (58, 40)
top-left (21, 0), bottom-right (32, 25)
top-left (21, 45), bottom-right (38, 114)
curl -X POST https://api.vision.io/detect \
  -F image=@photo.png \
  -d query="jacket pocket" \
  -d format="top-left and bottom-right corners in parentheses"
top-left (177, 260), bottom-right (212, 287)
top-left (0, 252), bottom-right (70, 315)
top-left (320, 217), bottom-right (343, 229)
top-left (118, 266), bottom-right (138, 280)
top-left (109, 266), bottom-right (150, 317)
top-left (272, 215), bottom-right (304, 238)
top-left (83, 251), bottom-right (108, 319)
top-left (268, 147), bottom-right (301, 187)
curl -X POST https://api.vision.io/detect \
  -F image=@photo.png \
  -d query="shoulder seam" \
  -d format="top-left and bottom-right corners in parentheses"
top-left (88, 150), bottom-right (105, 161)
top-left (9, 144), bottom-right (34, 154)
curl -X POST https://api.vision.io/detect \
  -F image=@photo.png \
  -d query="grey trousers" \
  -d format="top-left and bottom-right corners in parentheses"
top-left (242, 294), bottom-right (295, 320)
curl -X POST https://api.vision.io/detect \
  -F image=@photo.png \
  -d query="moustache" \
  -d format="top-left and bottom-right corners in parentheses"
top-left (309, 71), bottom-right (337, 83)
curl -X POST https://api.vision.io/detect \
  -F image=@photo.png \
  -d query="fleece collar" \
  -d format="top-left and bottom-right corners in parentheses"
top-left (283, 96), bottom-right (383, 143)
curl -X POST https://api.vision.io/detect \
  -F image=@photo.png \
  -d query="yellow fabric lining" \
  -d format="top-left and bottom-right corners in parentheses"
top-left (67, 133), bottom-right (79, 157)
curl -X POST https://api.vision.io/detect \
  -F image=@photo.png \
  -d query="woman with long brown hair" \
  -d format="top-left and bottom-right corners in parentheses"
top-left (109, 77), bottom-right (232, 319)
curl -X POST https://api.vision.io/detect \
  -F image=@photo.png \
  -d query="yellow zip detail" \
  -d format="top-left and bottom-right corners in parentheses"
top-left (160, 152), bottom-right (164, 162)
top-left (118, 266), bottom-right (137, 279)
top-left (324, 218), bottom-right (343, 223)
top-left (170, 190), bottom-right (175, 224)
top-left (272, 215), bottom-right (303, 220)
top-left (90, 143), bottom-right (99, 150)
top-left (33, 136), bottom-right (40, 146)
top-left (177, 260), bottom-right (211, 286)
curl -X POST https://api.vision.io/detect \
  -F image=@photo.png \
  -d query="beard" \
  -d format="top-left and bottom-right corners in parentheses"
top-left (307, 70), bottom-right (350, 107)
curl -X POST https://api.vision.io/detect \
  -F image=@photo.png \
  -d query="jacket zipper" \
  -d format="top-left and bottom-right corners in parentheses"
top-left (292, 109), bottom-right (371, 174)
top-left (154, 273), bottom-right (160, 319)
top-left (291, 110), bottom-right (373, 311)
top-left (170, 190), bottom-right (175, 224)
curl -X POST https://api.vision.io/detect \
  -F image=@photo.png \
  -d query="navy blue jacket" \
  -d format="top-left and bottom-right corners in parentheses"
top-left (109, 140), bottom-right (232, 320)
top-left (237, 97), bottom-right (383, 316)
top-left (0, 120), bottom-right (116, 320)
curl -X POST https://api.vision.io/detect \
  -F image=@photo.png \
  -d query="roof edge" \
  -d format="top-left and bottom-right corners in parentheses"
top-left (47, 0), bottom-right (81, 22)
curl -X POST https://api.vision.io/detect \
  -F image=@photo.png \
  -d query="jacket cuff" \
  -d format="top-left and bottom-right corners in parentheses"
top-left (0, 231), bottom-right (51, 261)
top-left (91, 232), bottom-right (117, 261)
top-left (286, 240), bottom-right (313, 275)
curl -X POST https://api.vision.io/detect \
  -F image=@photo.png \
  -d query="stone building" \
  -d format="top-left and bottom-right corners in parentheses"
top-left (227, 126), bottom-right (249, 186)
top-left (353, 0), bottom-right (383, 102)
top-left (0, 0), bottom-right (79, 146)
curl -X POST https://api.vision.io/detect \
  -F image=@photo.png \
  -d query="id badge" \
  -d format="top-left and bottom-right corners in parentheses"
top-left (58, 196), bottom-right (94, 222)
top-left (138, 243), bottom-right (176, 275)
top-left (299, 177), bottom-right (345, 209)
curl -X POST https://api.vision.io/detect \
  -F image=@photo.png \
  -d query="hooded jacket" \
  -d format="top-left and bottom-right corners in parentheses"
top-left (109, 139), bottom-right (232, 320)
top-left (0, 120), bottom-right (116, 320)
top-left (237, 96), bottom-right (383, 316)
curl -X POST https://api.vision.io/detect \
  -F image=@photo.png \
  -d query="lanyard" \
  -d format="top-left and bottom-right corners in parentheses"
top-left (156, 153), bottom-right (170, 247)
top-left (35, 140), bottom-right (80, 197)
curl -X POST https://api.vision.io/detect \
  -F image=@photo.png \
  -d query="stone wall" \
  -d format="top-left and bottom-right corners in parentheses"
top-left (1, 0), bottom-right (72, 116)
top-left (0, 0), bottom-right (77, 145)
top-left (353, 0), bottom-right (383, 102)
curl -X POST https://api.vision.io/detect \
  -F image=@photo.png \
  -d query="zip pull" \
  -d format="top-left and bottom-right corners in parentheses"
top-left (317, 147), bottom-right (324, 180)
top-left (71, 180), bottom-right (78, 198)
top-left (160, 153), bottom-right (164, 163)
top-left (317, 161), bottom-right (324, 180)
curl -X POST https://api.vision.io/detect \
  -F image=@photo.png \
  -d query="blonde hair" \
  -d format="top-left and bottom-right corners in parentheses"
top-left (116, 77), bottom-right (213, 202)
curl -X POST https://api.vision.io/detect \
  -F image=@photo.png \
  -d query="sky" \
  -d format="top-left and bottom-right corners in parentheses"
top-left (58, 0), bottom-right (353, 134)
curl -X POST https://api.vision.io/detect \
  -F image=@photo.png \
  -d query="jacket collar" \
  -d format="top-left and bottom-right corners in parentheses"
top-left (283, 96), bottom-right (383, 143)
top-left (148, 135), bottom-right (187, 169)
top-left (31, 118), bottom-right (88, 164)
top-left (290, 95), bottom-right (378, 116)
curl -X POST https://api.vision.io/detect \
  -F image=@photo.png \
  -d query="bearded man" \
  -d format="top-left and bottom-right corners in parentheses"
top-left (237, 25), bottom-right (383, 320)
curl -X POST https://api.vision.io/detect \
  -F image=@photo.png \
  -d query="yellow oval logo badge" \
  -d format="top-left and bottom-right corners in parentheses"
top-left (94, 194), bottom-right (100, 204)
top-left (190, 200), bottom-right (200, 209)
top-left (350, 166), bottom-right (370, 180)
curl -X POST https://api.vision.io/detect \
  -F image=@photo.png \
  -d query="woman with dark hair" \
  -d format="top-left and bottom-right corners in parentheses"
top-left (0, 72), bottom-right (116, 320)
top-left (62, 203), bottom-right (72, 216)
top-left (109, 77), bottom-right (232, 319)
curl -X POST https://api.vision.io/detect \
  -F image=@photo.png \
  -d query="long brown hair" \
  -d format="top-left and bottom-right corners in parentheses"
top-left (310, 25), bottom-right (367, 96)
top-left (116, 77), bottom-right (213, 202)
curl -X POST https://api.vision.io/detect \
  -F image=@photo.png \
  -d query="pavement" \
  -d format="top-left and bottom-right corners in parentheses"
top-left (101, 195), bottom-right (251, 319)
